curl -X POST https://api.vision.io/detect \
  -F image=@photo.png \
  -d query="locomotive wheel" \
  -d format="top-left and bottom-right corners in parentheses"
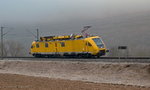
top-left (97, 55), bottom-right (100, 58)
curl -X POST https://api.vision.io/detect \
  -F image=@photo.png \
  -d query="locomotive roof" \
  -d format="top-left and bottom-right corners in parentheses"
top-left (38, 35), bottom-right (99, 41)
top-left (40, 35), bottom-right (84, 41)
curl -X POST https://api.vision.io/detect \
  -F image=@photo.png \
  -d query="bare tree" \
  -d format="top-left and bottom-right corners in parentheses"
top-left (6, 41), bottom-right (24, 57)
top-left (0, 40), bottom-right (25, 57)
top-left (0, 42), bottom-right (8, 57)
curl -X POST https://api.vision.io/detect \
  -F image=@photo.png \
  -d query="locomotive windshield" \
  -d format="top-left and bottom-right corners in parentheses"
top-left (92, 38), bottom-right (104, 48)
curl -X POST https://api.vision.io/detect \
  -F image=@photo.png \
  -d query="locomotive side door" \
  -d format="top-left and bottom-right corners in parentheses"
top-left (55, 42), bottom-right (58, 54)
top-left (86, 41), bottom-right (93, 53)
top-left (55, 42), bottom-right (65, 55)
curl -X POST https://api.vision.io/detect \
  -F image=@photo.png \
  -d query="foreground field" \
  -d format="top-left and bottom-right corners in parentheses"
top-left (0, 60), bottom-right (150, 89)
top-left (0, 73), bottom-right (149, 90)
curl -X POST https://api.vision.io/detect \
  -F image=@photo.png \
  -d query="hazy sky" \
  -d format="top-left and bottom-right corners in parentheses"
top-left (0, 0), bottom-right (150, 24)
top-left (1, 0), bottom-right (150, 51)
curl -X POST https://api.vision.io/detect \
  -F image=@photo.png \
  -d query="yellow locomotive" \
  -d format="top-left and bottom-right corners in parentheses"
top-left (30, 34), bottom-right (108, 58)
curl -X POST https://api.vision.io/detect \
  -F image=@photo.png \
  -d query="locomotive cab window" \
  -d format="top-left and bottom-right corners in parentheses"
top-left (92, 38), bottom-right (104, 48)
top-left (31, 45), bottom-right (34, 48)
top-left (36, 44), bottom-right (39, 48)
top-left (60, 42), bottom-right (65, 47)
top-left (45, 43), bottom-right (48, 48)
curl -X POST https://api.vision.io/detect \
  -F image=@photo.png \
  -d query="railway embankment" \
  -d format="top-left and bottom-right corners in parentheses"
top-left (0, 60), bottom-right (150, 87)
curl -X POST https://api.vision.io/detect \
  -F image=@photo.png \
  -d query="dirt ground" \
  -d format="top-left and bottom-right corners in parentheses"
top-left (0, 73), bottom-right (149, 90)
top-left (0, 60), bottom-right (150, 86)
top-left (0, 60), bottom-right (150, 90)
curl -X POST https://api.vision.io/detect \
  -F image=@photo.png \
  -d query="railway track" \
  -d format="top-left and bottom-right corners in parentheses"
top-left (1, 56), bottom-right (150, 59)
top-left (0, 57), bottom-right (150, 63)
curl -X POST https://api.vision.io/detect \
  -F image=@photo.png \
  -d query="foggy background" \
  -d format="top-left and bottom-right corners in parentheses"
top-left (0, 0), bottom-right (150, 56)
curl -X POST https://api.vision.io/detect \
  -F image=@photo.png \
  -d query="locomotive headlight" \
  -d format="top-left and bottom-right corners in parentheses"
top-left (101, 46), bottom-right (103, 48)
top-left (97, 44), bottom-right (104, 48)
top-left (100, 45), bottom-right (104, 48)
